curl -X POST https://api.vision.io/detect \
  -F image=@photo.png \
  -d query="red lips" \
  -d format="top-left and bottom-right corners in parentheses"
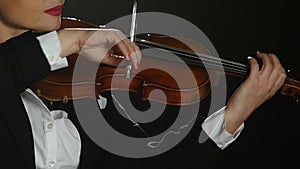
top-left (45, 5), bottom-right (62, 16)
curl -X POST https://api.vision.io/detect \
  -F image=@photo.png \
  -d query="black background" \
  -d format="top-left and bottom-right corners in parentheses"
top-left (61, 0), bottom-right (300, 168)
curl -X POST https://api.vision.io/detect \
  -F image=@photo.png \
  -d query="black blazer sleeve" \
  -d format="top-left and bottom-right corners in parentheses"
top-left (0, 31), bottom-right (51, 93)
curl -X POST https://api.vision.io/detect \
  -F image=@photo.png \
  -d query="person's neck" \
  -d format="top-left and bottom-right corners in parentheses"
top-left (0, 22), bottom-right (28, 43)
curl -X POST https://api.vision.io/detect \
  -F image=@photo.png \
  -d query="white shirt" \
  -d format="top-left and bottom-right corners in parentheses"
top-left (21, 89), bottom-right (81, 169)
top-left (21, 31), bottom-right (244, 169)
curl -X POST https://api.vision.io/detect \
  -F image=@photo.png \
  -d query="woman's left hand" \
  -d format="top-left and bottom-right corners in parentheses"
top-left (224, 52), bottom-right (287, 134)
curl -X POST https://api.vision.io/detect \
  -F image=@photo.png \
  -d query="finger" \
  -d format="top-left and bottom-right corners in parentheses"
top-left (124, 40), bottom-right (141, 70)
top-left (120, 40), bottom-right (139, 70)
top-left (113, 31), bottom-right (141, 70)
top-left (247, 56), bottom-right (260, 79)
top-left (261, 53), bottom-right (287, 96)
top-left (125, 40), bottom-right (142, 70)
top-left (122, 39), bottom-right (142, 69)
top-left (274, 71), bottom-right (287, 91)
top-left (113, 30), bottom-right (142, 62)
top-left (268, 53), bottom-right (282, 66)
top-left (267, 70), bottom-right (287, 97)
top-left (268, 53), bottom-right (286, 82)
top-left (256, 52), bottom-right (273, 77)
top-left (114, 30), bottom-right (136, 57)
top-left (113, 31), bottom-right (132, 57)
top-left (132, 43), bottom-right (142, 63)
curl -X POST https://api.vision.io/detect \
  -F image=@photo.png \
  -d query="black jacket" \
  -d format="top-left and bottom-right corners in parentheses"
top-left (0, 31), bottom-right (51, 169)
top-left (0, 31), bottom-right (104, 169)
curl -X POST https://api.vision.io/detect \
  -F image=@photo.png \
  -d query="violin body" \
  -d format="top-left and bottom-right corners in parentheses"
top-left (31, 17), bottom-right (300, 105)
top-left (31, 18), bottom-right (212, 105)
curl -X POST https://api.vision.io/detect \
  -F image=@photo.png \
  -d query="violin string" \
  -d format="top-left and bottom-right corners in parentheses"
top-left (141, 48), bottom-right (249, 77)
top-left (137, 38), bottom-right (249, 70)
top-left (166, 49), bottom-right (250, 75)
top-left (181, 55), bottom-right (249, 76)
top-left (137, 41), bottom-right (249, 76)
top-left (136, 40), bottom-right (249, 76)
top-left (141, 49), bottom-right (248, 76)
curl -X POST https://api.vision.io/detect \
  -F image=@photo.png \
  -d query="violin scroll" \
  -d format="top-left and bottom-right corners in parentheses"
top-left (280, 77), bottom-right (300, 103)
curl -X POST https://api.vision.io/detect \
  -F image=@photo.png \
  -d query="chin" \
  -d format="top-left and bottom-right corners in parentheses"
top-left (43, 17), bottom-right (62, 31)
top-left (50, 20), bottom-right (62, 30)
top-left (31, 17), bottom-right (61, 33)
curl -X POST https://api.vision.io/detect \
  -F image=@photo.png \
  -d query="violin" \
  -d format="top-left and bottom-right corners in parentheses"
top-left (30, 17), bottom-right (300, 105)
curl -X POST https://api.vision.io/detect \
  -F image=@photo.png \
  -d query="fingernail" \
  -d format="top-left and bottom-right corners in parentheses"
top-left (111, 53), bottom-right (125, 59)
top-left (247, 56), bottom-right (252, 60)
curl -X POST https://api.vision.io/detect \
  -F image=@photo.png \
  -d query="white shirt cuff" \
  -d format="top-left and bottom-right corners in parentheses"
top-left (37, 31), bottom-right (68, 71)
top-left (201, 106), bottom-right (244, 149)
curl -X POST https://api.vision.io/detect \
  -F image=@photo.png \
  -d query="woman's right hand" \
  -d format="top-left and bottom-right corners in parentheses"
top-left (57, 28), bottom-right (142, 70)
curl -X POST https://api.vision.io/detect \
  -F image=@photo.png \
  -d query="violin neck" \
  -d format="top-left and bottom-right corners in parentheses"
top-left (193, 54), bottom-right (300, 102)
top-left (189, 54), bottom-right (300, 102)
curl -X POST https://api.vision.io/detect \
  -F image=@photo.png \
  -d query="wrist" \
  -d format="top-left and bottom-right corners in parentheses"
top-left (57, 29), bottom-right (82, 57)
top-left (224, 106), bottom-right (246, 134)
